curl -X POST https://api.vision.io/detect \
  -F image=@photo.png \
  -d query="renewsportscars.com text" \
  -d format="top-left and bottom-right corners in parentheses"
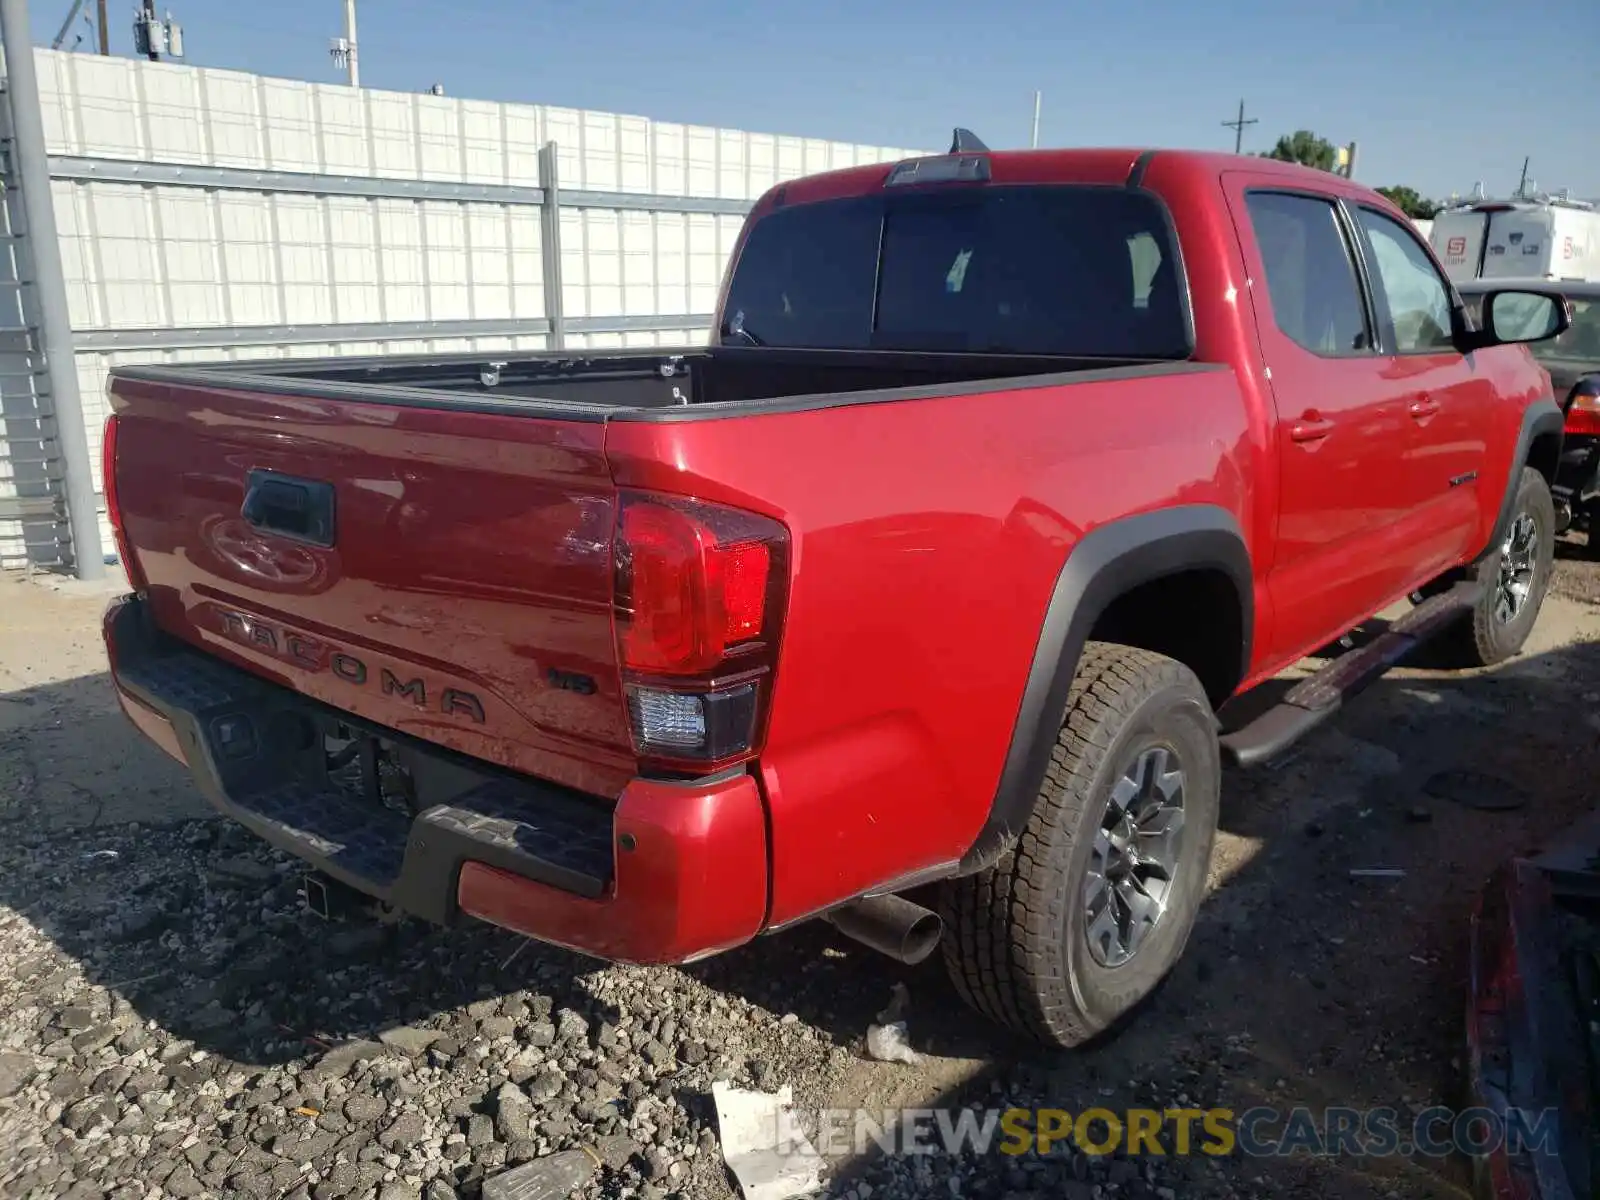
top-left (784, 1105), bottom-right (1556, 1159)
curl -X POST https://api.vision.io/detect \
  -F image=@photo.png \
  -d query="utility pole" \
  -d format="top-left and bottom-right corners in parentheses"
top-left (1029, 91), bottom-right (1041, 149)
top-left (0, 0), bottom-right (107, 578)
top-left (95, 0), bottom-right (107, 52)
top-left (131, 1), bottom-right (180, 60)
top-left (1222, 99), bottom-right (1257, 155)
top-left (333, 0), bottom-right (360, 86)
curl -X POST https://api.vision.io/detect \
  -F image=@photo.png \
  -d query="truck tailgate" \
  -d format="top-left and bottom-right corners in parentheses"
top-left (109, 377), bottom-right (634, 799)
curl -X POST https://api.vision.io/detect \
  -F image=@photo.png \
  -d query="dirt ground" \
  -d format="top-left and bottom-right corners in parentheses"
top-left (3, 546), bottom-right (1600, 1199)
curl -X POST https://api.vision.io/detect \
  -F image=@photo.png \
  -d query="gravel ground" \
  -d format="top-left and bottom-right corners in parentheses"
top-left (0, 816), bottom-right (852, 1200)
top-left (4, 555), bottom-right (1600, 1200)
top-left (1553, 538), bottom-right (1600, 604)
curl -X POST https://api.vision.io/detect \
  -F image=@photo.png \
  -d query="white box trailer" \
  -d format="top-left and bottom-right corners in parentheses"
top-left (1429, 199), bottom-right (1600, 283)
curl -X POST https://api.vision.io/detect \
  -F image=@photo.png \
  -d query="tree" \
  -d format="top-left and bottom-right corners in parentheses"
top-left (1375, 186), bottom-right (1441, 221)
top-left (1263, 130), bottom-right (1338, 172)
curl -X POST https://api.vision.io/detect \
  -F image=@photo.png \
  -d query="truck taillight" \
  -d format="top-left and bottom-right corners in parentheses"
top-left (102, 415), bottom-right (120, 528)
top-left (613, 491), bottom-right (788, 771)
top-left (102, 414), bottom-right (139, 586)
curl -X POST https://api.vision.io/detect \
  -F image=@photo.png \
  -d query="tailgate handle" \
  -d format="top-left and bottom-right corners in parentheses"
top-left (241, 470), bottom-right (336, 547)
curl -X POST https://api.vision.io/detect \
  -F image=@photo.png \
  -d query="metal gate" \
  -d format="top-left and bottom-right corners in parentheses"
top-left (0, 0), bottom-right (105, 578)
top-left (0, 72), bottom-right (66, 572)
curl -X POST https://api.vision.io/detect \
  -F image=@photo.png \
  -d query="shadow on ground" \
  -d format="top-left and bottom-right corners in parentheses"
top-left (1, 618), bottom-right (1598, 1199)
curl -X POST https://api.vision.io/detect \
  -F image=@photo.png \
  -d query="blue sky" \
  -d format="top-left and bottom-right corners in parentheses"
top-left (32, 0), bottom-right (1599, 201)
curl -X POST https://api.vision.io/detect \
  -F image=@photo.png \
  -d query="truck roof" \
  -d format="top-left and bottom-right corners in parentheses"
top-left (760, 147), bottom-right (1370, 210)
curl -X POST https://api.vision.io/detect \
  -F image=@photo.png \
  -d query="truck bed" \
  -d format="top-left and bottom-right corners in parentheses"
top-left (115, 345), bottom-right (1180, 419)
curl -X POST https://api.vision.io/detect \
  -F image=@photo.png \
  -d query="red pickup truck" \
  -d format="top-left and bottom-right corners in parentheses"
top-left (102, 136), bottom-right (1570, 1048)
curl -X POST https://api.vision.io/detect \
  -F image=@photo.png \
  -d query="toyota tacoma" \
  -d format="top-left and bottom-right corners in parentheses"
top-left (102, 133), bottom-right (1571, 1047)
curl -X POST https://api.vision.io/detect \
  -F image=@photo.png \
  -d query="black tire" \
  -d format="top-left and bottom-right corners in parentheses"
top-left (940, 643), bottom-right (1220, 1049)
top-left (1445, 467), bottom-right (1555, 668)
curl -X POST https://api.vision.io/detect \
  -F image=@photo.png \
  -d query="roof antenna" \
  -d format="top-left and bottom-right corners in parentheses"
top-left (950, 128), bottom-right (990, 154)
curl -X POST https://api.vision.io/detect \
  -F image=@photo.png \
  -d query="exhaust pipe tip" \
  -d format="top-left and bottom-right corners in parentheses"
top-left (823, 893), bottom-right (943, 965)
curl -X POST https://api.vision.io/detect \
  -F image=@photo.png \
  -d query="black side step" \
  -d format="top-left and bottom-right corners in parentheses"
top-left (1220, 581), bottom-right (1480, 768)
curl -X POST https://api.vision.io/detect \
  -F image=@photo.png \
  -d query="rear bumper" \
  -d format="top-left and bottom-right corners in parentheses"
top-left (103, 594), bottom-right (769, 964)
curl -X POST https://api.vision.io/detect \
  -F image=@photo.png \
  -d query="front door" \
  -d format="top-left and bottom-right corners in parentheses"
top-left (1346, 203), bottom-right (1491, 579)
top-left (1222, 178), bottom-right (1415, 661)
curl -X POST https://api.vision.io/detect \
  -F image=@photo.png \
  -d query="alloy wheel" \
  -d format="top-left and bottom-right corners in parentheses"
top-left (1084, 744), bottom-right (1187, 968)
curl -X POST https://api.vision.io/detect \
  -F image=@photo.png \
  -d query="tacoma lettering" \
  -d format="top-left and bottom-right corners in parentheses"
top-left (214, 609), bottom-right (483, 724)
top-left (331, 653), bottom-right (366, 684)
top-left (442, 689), bottom-right (486, 724)
top-left (381, 669), bottom-right (427, 707)
top-left (284, 633), bottom-right (321, 667)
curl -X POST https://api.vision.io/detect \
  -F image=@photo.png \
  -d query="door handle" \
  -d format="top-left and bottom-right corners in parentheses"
top-left (1290, 415), bottom-right (1334, 443)
top-left (1409, 395), bottom-right (1441, 420)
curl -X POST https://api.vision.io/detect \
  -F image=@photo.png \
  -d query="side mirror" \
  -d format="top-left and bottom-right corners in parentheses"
top-left (1464, 289), bottom-right (1571, 350)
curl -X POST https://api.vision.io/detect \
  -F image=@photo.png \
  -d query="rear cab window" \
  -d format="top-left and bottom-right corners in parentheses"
top-left (720, 185), bottom-right (1191, 359)
top-left (1243, 191), bottom-right (1372, 356)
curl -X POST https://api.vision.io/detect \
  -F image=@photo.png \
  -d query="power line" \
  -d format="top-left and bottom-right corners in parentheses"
top-left (49, 0), bottom-right (85, 49)
top-left (1222, 99), bottom-right (1257, 155)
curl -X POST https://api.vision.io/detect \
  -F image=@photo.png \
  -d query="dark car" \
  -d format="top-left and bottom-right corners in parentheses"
top-left (1460, 277), bottom-right (1600, 548)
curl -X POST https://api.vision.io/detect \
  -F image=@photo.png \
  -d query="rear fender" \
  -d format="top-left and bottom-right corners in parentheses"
top-left (958, 505), bottom-right (1252, 873)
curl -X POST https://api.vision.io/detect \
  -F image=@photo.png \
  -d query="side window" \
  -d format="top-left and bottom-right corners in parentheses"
top-left (1244, 192), bottom-right (1371, 356)
top-left (1355, 208), bottom-right (1455, 353)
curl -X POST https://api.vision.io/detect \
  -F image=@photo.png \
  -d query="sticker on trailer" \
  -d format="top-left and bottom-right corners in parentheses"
top-left (1565, 237), bottom-right (1576, 259)
top-left (1489, 245), bottom-right (1506, 256)
top-left (1509, 231), bottom-right (1524, 245)
top-left (1523, 243), bottom-right (1540, 255)
top-left (1446, 236), bottom-right (1467, 257)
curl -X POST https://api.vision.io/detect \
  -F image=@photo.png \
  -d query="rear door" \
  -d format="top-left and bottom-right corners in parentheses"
top-left (1481, 207), bottom-right (1556, 280)
top-left (1347, 203), bottom-right (1490, 574)
top-left (1222, 179), bottom-right (1414, 659)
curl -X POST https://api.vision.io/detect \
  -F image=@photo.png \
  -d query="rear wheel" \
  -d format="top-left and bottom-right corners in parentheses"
top-left (1445, 467), bottom-right (1555, 667)
top-left (940, 643), bottom-right (1219, 1049)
